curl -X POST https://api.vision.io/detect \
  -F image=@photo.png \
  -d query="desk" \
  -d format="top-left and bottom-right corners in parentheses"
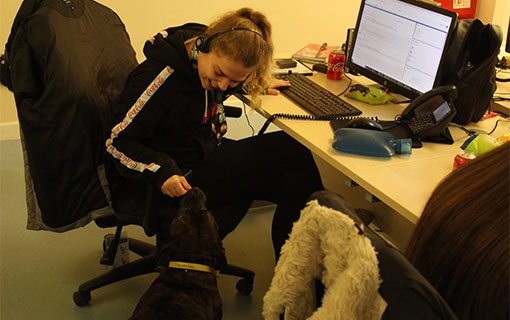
top-left (244, 72), bottom-right (506, 249)
top-left (493, 75), bottom-right (510, 114)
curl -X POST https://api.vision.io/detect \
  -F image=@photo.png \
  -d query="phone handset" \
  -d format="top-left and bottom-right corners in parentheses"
top-left (401, 85), bottom-right (457, 119)
top-left (398, 85), bottom-right (457, 138)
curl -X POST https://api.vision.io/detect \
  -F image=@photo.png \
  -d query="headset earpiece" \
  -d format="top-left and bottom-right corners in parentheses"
top-left (196, 27), bottom-right (264, 53)
top-left (195, 36), bottom-right (209, 53)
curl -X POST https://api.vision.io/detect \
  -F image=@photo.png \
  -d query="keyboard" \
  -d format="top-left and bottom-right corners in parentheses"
top-left (275, 73), bottom-right (362, 117)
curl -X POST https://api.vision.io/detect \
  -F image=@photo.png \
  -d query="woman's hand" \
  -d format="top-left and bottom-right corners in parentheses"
top-left (266, 78), bottom-right (290, 95)
top-left (161, 174), bottom-right (191, 198)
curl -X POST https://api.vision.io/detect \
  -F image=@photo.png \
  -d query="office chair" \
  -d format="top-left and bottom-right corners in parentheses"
top-left (4, 0), bottom-right (254, 308)
top-left (308, 191), bottom-right (458, 320)
top-left (73, 182), bottom-right (255, 307)
top-left (264, 190), bottom-right (458, 319)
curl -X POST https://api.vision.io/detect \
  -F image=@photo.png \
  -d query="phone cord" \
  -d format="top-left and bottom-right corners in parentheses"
top-left (258, 113), bottom-right (378, 136)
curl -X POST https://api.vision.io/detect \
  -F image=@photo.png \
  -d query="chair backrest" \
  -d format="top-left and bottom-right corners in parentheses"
top-left (6, 0), bottom-right (138, 231)
top-left (263, 196), bottom-right (385, 320)
top-left (365, 226), bottom-right (458, 320)
top-left (310, 191), bottom-right (458, 320)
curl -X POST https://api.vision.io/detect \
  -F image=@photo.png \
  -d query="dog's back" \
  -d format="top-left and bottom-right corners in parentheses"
top-left (130, 188), bottom-right (226, 320)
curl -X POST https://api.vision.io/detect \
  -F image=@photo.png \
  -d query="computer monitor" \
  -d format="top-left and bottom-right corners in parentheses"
top-left (506, 17), bottom-right (509, 53)
top-left (346, 0), bottom-right (458, 99)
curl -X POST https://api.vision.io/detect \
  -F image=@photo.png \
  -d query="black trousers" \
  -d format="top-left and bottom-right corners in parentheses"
top-left (113, 131), bottom-right (324, 259)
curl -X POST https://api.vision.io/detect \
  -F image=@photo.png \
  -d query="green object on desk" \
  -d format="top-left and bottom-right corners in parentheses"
top-left (347, 84), bottom-right (395, 105)
top-left (462, 134), bottom-right (502, 156)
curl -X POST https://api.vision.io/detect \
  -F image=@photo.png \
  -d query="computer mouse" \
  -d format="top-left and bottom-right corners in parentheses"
top-left (347, 118), bottom-right (384, 131)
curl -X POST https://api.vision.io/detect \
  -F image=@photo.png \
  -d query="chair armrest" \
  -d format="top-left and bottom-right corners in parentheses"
top-left (224, 105), bottom-right (242, 118)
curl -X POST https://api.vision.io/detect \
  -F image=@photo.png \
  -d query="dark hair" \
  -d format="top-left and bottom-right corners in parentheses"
top-left (406, 142), bottom-right (509, 319)
top-left (205, 8), bottom-right (273, 104)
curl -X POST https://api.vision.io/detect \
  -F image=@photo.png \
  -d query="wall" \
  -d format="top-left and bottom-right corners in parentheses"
top-left (1, 0), bottom-right (509, 139)
top-left (477, 0), bottom-right (509, 54)
top-left (0, 0), bottom-right (362, 139)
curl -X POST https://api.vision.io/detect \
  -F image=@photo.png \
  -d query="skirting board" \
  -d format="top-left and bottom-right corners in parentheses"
top-left (0, 121), bottom-right (20, 141)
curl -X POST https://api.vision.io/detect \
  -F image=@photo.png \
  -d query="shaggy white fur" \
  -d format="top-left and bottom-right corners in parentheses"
top-left (263, 200), bottom-right (385, 320)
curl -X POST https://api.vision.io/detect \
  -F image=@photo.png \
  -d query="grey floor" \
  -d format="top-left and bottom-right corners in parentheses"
top-left (0, 137), bottom-right (277, 319)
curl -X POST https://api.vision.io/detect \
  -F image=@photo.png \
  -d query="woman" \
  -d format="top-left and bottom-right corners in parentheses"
top-left (105, 8), bottom-right (324, 259)
top-left (406, 142), bottom-right (509, 319)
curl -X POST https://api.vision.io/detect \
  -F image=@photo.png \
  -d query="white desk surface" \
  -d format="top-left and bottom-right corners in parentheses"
top-left (252, 72), bottom-right (506, 225)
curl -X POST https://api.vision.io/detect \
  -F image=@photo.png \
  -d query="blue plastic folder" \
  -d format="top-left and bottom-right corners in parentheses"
top-left (333, 128), bottom-right (411, 157)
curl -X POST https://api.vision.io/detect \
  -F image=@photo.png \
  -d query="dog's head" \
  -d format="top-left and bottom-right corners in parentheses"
top-left (178, 187), bottom-right (207, 213)
top-left (164, 187), bottom-right (227, 269)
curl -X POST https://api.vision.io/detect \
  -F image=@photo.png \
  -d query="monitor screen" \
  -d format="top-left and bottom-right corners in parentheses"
top-left (346, 0), bottom-right (458, 99)
top-left (506, 16), bottom-right (509, 53)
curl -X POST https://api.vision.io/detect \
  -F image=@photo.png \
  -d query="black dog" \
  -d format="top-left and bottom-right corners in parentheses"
top-left (130, 187), bottom-right (226, 320)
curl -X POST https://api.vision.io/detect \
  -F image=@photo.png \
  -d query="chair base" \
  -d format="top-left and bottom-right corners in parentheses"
top-left (73, 228), bottom-right (255, 306)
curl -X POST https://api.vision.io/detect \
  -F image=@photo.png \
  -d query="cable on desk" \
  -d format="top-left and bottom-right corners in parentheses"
top-left (448, 123), bottom-right (478, 136)
top-left (296, 59), bottom-right (314, 72)
top-left (487, 119), bottom-right (504, 136)
top-left (448, 118), bottom-right (505, 137)
top-left (241, 100), bottom-right (256, 137)
top-left (336, 73), bottom-right (353, 97)
top-left (257, 113), bottom-right (378, 136)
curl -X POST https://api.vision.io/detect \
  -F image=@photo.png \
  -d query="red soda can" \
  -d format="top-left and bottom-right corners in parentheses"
top-left (327, 50), bottom-right (345, 80)
top-left (453, 150), bottom-right (476, 169)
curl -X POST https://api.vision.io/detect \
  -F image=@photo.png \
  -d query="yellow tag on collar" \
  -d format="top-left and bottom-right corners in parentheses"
top-left (169, 261), bottom-right (216, 274)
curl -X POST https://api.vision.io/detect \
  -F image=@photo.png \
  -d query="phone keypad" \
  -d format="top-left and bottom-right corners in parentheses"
top-left (409, 114), bottom-right (434, 133)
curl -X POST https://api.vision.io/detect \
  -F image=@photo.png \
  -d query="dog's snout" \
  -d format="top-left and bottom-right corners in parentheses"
top-left (186, 187), bottom-right (206, 202)
top-left (180, 187), bottom-right (207, 210)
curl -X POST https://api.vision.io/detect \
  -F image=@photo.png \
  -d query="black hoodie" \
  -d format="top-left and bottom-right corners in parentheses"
top-left (106, 23), bottom-right (222, 190)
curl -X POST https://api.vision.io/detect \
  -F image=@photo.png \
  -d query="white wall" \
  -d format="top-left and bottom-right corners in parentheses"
top-left (1, 0), bottom-right (509, 133)
top-left (98, 0), bottom-right (362, 62)
top-left (0, 0), bottom-right (362, 130)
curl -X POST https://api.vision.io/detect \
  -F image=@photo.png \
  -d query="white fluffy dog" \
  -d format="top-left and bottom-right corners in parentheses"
top-left (263, 200), bottom-right (386, 320)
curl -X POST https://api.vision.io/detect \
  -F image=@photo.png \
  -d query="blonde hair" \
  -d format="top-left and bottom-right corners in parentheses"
top-left (206, 8), bottom-right (274, 106)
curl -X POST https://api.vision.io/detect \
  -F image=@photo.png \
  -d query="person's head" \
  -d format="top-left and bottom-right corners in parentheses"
top-left (196, 8), bottom-right (273, 103)
top-left (406, 142), bottom-right (509, 320)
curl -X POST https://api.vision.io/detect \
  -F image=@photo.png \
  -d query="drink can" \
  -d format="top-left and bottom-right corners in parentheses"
top-left (327, 50), bottom-right (345, 80)
top-left (453, 150), bottom-right (476, 169)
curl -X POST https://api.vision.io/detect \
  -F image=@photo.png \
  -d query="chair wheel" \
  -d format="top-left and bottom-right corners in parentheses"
top-left (236, 278), bottom-right (253, 295)
top-left (73, 290), bottom-right (91, 307)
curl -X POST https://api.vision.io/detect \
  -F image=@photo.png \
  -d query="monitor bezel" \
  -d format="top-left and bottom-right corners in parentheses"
top-left (345, 0), bottom-right (458, 99)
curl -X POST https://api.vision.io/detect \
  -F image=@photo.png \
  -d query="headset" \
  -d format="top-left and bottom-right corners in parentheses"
top-left (196, 27), bottom-right (264, 53)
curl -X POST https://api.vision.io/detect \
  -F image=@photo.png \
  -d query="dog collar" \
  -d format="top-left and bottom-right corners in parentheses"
top-left (169, 261), bottom-right (218, 275)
